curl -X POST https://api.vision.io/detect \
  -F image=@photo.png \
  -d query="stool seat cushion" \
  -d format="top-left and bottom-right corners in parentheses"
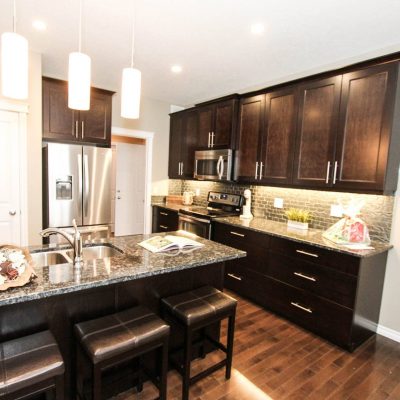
top-left (74, 306), bottom-right (169, 364)
top-left (161, 286), bottom-right (237, 326)
top-left (0, 330), bottom-right (64, 395)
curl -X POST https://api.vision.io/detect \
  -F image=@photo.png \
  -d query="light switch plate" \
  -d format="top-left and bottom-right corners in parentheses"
top-left (330, 204), bottom-right (343, 218)
top-left (274, 198), bottom-right (284, 208)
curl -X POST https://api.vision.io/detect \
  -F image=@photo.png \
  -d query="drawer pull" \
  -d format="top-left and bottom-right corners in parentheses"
top-left (294, 272), bottom-right (317, 282)
top-left (227, 273), bottom-right (242, 281)
top-left (160, 212), bottom-right (169, 216)
top-left (230, 231), bottom-right (245, 238)
top-left (159, 225), bottom-right (168, 229)
top-left (296, 250), bottom-right (319, 258)
top-left (290, 302), bottom-right (313, 314)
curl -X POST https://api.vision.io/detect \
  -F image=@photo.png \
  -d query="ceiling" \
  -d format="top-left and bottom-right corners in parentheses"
top-left (1, 0), bottom-right (400, 106)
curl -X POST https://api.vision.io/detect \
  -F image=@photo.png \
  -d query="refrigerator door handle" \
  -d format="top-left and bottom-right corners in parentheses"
top-left (77, 153), bottom-right (83, 218)
top-left (83, 154), bottom-right (89, 217)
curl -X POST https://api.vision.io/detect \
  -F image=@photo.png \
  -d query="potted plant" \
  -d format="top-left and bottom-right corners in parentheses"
top-left (285, 208), bottom-right (312, 230)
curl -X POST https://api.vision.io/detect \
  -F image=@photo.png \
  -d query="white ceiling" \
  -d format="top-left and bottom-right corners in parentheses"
top-left (1, 0), bottom-right (400, 106)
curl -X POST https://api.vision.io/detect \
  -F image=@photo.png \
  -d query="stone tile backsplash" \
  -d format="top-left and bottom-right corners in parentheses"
top-left (168, 179), bottom-right (395, 242)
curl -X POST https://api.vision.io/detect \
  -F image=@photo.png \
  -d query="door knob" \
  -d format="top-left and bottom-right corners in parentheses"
top-left (9, 210), bottom-right (17, 216)
top-left (117, 196), bottom-right (121, 200)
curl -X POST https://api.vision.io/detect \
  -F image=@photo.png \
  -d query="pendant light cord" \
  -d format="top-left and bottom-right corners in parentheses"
top-left (78, 0), bottom-right (83, 53)
top-left (13, 0), bottom-right (16, 33)
top-left (130, 0), bottom-right (135, 67)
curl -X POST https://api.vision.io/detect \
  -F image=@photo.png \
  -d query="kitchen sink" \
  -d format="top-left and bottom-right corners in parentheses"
top-left (31, 251), bottom-right (71, 267)
top-left (66, 245), bottom-right (123, 261)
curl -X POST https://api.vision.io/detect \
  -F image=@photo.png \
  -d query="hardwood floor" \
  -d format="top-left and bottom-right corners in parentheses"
top-left (114, 291), bottom-right (400, 400)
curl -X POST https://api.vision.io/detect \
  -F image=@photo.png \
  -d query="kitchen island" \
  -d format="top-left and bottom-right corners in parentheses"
top-left (0, 233), bottom-right (245, 399)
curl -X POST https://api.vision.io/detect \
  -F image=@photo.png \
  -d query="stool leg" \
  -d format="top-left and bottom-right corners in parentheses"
top-left (200, 327), bottom-right (206, 359)
top-left (137, 356), bottom-right (143, 392)
top-left (55, 374), bottom-right (65, 400)
top-left (76, 343), bottom-right (84, 400)
top-left (159, 339), bottom-right (169, 400)
top-left (92, 365), bottom-right (102, 400)
top-left (182, 328), bottom-right (192, 400)
top-left (225, 313), bottom-right (236, 380)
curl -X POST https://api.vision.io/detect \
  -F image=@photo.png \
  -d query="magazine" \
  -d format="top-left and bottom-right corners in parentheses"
top-left (139, 235), bottom-right (204, 253)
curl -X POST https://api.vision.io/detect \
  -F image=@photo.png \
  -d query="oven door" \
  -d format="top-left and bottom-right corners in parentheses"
top-left (178, 214), bottom-right (212, 239)
top-left (194, 149), bottom-right (232, 181)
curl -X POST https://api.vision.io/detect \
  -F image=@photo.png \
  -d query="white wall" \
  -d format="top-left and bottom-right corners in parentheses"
top-left (0, 51), bottom-right (42, 245)
top-left (379, 170), bottom-right (400, 335)
top-left (112, 93), bottom-right (170, 195)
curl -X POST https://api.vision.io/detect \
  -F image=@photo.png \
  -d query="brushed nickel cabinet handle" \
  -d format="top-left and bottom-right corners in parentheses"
top-left (227, 273), bottom-right (242, 281)
top-left (211, 132), bottom-right (215, 147)
top-left (294, 272), bottom-right (317, 282)
top-left (325, 161), bottom-right (331, 184)
top-left (75, 121), bottom-right (79, 138)
top-left (291, 302), bottom-right (313, 313)
top-left (160, 225), bottom-right (168, 229)
top-left (259, 161), bottom-right (263, 180)
top-left (181, 162), bottom-right (184, 175)
top-left (208, 132), bottom-right (211, 148)
top-left (255, 161), bottom-right (259, 180)
top-left (160, 212), bottom-right (169, 216)
top-left (230, 231), bottom-right (245, 237)
top-left (81, 121), bottom-right (85, 138)
top-left (333, 161), bottom-right (338, 184)
top-left (296, 249), bottom-right (319, 258)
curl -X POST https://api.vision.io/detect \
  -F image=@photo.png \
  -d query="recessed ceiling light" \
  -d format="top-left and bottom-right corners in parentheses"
top-left (32, 20), bottom-right (47, 31)
top-left (251, 23), bottom-right (265, 35)
top-left (171, 65), bottom-right (182, 73)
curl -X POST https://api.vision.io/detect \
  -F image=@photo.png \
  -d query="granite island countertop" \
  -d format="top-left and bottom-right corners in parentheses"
top-left (214, 216), bottom-right (392, 258)
top-left (0, 233), bottom-right (246, 307)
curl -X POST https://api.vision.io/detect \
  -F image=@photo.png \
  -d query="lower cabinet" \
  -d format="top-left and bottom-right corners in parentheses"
top-left (152, 206), bottom-right (179, 233)
top-left (213, 221), bottom-right (388, 351)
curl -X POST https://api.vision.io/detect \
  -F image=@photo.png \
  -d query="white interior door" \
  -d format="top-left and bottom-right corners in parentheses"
top-left (0, 111), bottom-right (21, 245)
top-left (114, 142), bottom-right (146, 236)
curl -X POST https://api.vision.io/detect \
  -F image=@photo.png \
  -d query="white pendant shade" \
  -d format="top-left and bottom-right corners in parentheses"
top-left (121, 67), bottom-right (141, 119)
top-left (1, 32), bottom-right (28, 100)
top-left (68, 52), bottom-right (91, 110)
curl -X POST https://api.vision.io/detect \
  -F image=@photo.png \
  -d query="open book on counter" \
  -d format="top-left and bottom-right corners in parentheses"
top-left (139, 235), bottom-right (204, 253)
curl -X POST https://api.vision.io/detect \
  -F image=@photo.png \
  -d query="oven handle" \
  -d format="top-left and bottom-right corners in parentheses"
top-left (178, 214), bottom-right (211, 224)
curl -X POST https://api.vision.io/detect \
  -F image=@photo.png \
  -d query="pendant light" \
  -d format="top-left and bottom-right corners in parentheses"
top-left (68, 0), bottom-right (91, 110)
top-left (121, 1), bottom-right (141, 119)
top-left (1, 0), bottom-right (28, 100)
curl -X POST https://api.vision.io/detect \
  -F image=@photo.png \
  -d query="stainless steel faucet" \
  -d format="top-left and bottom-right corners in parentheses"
top-left (40, 219), bottom-right (83, 266)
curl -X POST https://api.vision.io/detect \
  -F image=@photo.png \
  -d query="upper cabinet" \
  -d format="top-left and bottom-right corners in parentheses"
top-left (196, 97), bottom-right (238, 149)
top-left (42, 77), bottom-right (114, 147)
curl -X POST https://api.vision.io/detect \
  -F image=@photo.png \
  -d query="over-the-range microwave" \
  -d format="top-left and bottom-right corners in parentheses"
top-left (194, 149), bottom-right (233, 181)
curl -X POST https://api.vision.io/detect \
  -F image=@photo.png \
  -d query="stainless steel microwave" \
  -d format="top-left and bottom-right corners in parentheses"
top-left (194, 149), bottom-right (233, 181)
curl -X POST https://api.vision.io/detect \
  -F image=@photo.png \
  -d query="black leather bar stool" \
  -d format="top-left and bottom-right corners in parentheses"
top-left (161, 286), bottom-right (237, 400)
top-left (74, 305), bottom-right (170, 400)
top-left (0, 330), bottom-right (65, 400)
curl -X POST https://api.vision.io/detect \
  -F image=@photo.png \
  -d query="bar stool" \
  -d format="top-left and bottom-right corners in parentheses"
top-left (0, 330), bottom-right (65, 400)
top-left (74, 305), bottom-right (169, 400)
top-left (161, 286), bottom-right (237, 400)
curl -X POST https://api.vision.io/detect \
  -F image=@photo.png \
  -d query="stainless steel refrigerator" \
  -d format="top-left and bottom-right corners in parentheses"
top-left (43, 143), bottom-right (112, 233)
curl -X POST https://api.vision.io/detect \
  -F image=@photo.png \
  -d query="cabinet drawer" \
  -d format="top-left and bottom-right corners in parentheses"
top-left (249, 275), bottom-right (353, 348)
top-left (267, 252), bottom-right (357, 308)
top-left (270, 236), bottom-right (359, 276)
top-left (152, 207), bottom-right (179, 233)
top-left (224, 260), bottom-right (247, 297)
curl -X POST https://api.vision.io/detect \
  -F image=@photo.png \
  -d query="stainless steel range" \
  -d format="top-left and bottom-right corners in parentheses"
top-left (178, 191), bottom-right (243, 239)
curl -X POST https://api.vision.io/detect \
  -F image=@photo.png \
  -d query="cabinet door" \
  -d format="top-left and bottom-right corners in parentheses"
top-left (181, 110), bottom-right (198, 178)
top-left (213, 100), bottom-right (236, 148)
top-left (260, 87), bottom-right (298, 184)
top-left (43, 78), bottom-right (78, 141)
top-left (168, 113), bottom-right (184, 179)
top-left (79, 90), bottom-right (112, 146)
top-left (293, 76), bottom-right (342, 187)
top-left (235, 95), bottom-right (265, 182)
top-left (334, 63), bottom-right (398, 192)
top-left (197, 106), bottom-right (214, 148)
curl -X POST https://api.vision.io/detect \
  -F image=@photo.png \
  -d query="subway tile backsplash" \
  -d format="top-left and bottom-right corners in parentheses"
top-left (168, 179), bottom-right (394, 242)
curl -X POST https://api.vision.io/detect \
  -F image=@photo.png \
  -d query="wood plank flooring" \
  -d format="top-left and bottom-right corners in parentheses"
top-left (114, 291), bottom-right (400, 400)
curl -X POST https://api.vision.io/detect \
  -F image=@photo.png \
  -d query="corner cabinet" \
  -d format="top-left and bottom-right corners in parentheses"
top-left (42, 77), bottom-right (114, 147)
top-left (213, 221), bottom-right (388, 351)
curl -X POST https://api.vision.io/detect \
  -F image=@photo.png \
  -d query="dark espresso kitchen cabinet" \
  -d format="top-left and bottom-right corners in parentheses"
top-left (196, 96), bottom-right (238, 149)
top-left (152, 206), bottom-right (179, 233)
top-left (168, 109), bottom-right (198, 179)
top-left (213, 220), bottom-right (388, 351)
top-left (42, 77), bottom-right (114, 147)
top-left (292, 75), bottom-right (342, 188)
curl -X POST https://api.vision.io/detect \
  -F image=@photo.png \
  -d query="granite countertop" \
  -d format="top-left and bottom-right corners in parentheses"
top-left (215, 216), bottom-right (392, 258)
top-left (152, 202), bottom-right (193, 212)
top-left (0, 233), bottom-right (246, 307)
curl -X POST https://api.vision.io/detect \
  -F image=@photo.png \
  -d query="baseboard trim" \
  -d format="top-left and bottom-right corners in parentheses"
top-left (377, 324), bottom-right (400, 343)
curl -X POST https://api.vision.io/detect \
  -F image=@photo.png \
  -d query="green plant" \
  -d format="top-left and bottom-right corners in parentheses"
top-left (285, 208), bottom-right (312, 223)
